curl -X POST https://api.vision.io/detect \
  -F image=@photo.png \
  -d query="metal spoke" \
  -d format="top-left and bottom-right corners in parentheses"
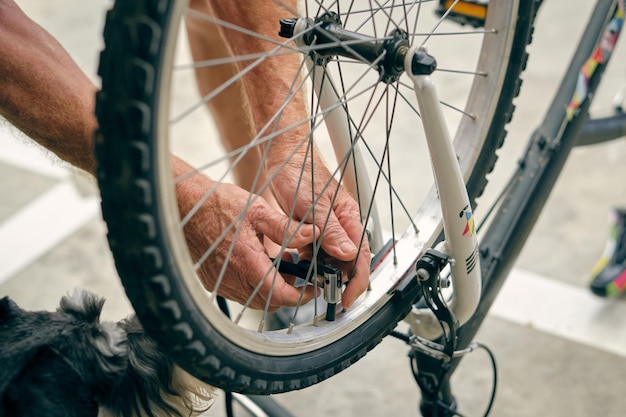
top-left (420, 0), bottom-right (461, 47)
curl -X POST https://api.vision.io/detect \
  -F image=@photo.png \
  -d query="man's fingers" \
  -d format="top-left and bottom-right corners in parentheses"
top-left (341, 253), bottom-right (371, 308)
top-left (316, 210), bottom-right (359, 261)
top-left (333, 198), bottom-right (371, 309)
top-left (248, 195), bottom-right (370, 310)
top-left (268, 279), bottom-right (319, 307)
top-left (244, 255), bottom-right (319, 310)
top-left (254, 204), bottom-right (319, 249)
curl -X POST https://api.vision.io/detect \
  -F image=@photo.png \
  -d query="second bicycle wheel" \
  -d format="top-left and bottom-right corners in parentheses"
top-left (96, 0), bottom-right (536, 394)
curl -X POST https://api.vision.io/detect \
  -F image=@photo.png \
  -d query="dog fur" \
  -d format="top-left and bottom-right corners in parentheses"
top-left (0, 289), bottom-right (214, 417)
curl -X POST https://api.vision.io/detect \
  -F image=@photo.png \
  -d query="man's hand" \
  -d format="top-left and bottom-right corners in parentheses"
top-left (269, 154), bottom-right (372, 309)
top-left (175, 159), bottom-right (320, 311)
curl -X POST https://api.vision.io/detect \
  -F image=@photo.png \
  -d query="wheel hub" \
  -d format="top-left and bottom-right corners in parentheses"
top-left (279, 13), bottom-right (430, 83)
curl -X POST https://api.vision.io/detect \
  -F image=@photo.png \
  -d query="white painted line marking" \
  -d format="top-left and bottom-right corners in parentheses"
top-left (0, 182), bottom-right (99, 285)
top-left (0, 126), bottom-right (68, 179)
top-left (491, 268), bottom-right (626, 358)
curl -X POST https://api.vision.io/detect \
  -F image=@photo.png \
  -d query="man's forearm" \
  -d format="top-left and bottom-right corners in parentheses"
top-left (0, 1), bottom-right (97, 173)
top-left (205, 0), bottom-right (312, 163)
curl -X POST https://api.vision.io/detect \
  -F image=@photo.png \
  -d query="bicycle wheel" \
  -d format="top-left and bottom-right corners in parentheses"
top-left (96, 0), bottom-right (537, 394)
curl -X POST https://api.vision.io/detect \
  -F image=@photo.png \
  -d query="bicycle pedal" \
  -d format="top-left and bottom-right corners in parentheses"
top-left (436, 0), bottom-right (488, 28)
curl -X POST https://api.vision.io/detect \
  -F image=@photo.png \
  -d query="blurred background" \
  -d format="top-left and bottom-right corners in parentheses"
top-left (1, 1), bottom-right (626, 416)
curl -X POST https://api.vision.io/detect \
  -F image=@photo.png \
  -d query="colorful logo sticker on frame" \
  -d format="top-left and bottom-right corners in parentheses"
top-left (460, 205), bottom-right (475, 237)
top-left (566, 0), bottom-right (624, 121)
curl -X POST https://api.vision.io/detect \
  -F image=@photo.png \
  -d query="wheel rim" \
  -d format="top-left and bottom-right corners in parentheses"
top-left (153, 0), bottom-right (518, 355)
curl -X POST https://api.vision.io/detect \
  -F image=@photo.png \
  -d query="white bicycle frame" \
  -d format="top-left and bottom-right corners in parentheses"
top-left (307, 41), bottom-right (482, 340)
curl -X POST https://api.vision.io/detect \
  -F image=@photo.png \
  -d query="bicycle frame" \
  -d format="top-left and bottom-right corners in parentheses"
top-left (412, 0), bottom-right (624, 414)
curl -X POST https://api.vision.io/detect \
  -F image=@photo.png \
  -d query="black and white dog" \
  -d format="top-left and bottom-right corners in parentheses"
top-left (0, 289), bottom-right (214, 417)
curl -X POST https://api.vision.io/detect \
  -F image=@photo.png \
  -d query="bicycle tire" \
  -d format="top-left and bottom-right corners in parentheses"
top-left (95, 0), bottom-right (537, 394)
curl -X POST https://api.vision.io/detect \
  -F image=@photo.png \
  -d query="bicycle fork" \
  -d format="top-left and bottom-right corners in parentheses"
top-left (400, 48), bottom-right (484, 416)
top-left (404, 46), bottom-right (482, 342)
